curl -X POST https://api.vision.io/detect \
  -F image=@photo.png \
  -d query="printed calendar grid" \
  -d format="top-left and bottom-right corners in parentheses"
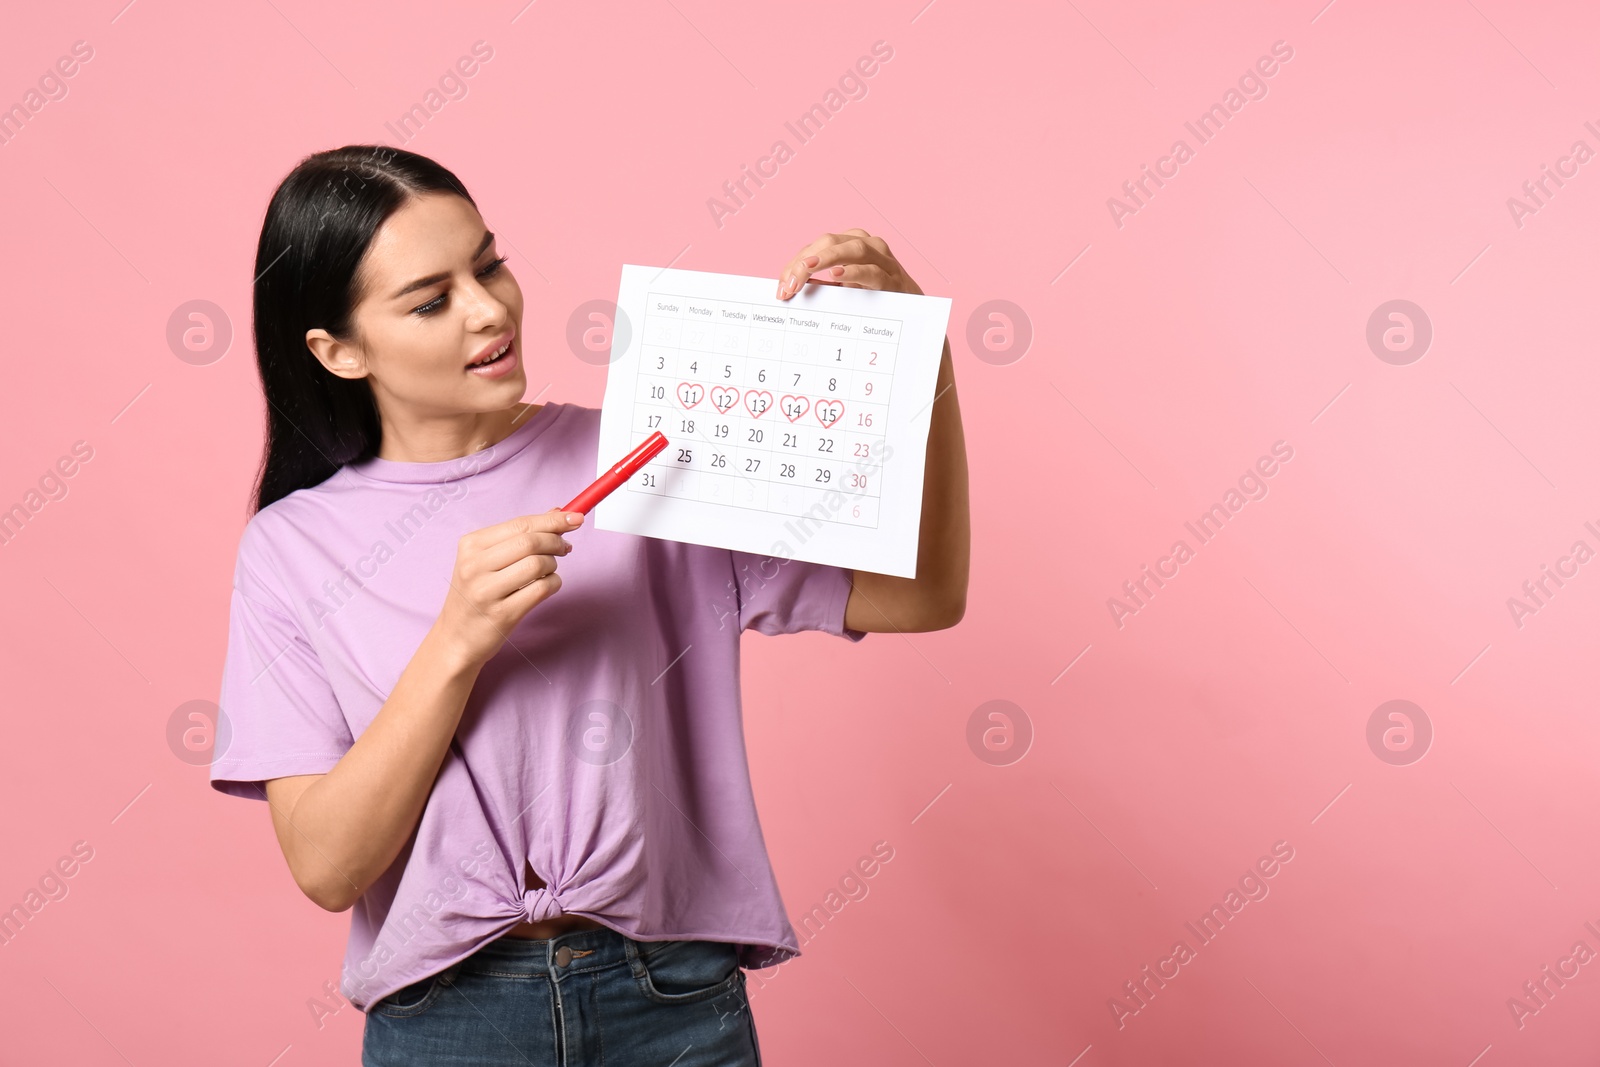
top-left (597, 265), bottom-right (953, 579)
top-left (619, 430), bottom-right (886, 528)
top-left (626, 290), bottom-right (902, 529)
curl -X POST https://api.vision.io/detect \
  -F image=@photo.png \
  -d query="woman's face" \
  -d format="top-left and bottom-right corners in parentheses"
top-left (308, 192), bottom-right (527, 420)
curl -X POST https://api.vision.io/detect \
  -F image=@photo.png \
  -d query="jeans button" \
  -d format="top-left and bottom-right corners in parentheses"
top-left (555, 945), bottom-right (573, 967)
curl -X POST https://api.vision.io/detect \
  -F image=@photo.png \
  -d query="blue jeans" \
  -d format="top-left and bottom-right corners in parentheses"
top-left (361, 925), bottom-right (763, 1066)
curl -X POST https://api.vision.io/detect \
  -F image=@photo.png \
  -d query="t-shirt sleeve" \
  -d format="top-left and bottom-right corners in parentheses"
top-left (210, 522), bottom-right (355, 801)
top-left (730, 550), bottom-right (867, 642)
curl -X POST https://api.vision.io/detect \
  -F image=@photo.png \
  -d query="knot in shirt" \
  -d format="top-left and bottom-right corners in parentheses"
top-left (523, 884), bottom-right (563, 923)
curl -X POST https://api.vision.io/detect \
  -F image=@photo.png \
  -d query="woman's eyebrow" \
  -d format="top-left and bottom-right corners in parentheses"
top-left (390, 231), bottom-right (495, 300)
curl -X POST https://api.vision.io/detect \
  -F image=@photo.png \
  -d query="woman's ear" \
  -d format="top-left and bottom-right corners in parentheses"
top-left (305, 327), bottom-right (369, 380)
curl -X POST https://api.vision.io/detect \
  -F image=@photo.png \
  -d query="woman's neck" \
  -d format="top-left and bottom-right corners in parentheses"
top-left (374, 403), bottom-right (539, 463)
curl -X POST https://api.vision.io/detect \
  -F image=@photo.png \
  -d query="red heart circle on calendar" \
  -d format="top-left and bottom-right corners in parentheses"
top-left (744, 389), bottom-right (773, 419)
top-left (676, 382), bottom-right (704, 409)
top-left (815, 399), bottom-right (845, 427)
top-left (710, 386), bottom-right (740, 413)
top-left (780, 394), bottom-right (810, 422)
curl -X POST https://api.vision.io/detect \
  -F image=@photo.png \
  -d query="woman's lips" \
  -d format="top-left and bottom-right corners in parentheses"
top-left (466, 339), bottom-right (518, 378)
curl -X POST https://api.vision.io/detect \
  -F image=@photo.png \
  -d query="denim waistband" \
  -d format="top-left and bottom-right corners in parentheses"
top-left (470, 922), bottom-right (662, 977)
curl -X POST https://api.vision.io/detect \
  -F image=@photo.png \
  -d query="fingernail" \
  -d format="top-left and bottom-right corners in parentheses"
top-left (566, 512), bottom-right (583, 523)
top-left (803, 255), bottom-right (819, 268)
top-left (831, 265), bottom-right (845, 276)
top-left (560, 538), bottom-right (573, 551)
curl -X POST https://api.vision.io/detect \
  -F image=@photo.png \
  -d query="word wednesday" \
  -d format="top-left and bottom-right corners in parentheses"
top-left (1107, 40), bottom-right (1295, 229)
top-left (1109, 841), bottom-right (1296, 1029)
top-left (1108, 440), bottom-right (1295, 628)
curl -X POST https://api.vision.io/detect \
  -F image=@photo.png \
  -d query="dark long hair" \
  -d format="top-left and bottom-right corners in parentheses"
top-left (249, 145), bottom-right (476, 515)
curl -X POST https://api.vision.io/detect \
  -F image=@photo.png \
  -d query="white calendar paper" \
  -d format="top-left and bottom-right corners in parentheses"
top-left (593, 265), bottom-right (952, 578)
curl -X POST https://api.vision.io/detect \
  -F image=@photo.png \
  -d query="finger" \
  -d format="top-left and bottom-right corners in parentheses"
top-left (485, 551), bottom-right (561, 601)
top-left (467, 508), bottom-right (583, 552)
top-left (478, 528), bottom-right (572, 573)
top-left (799, 237), bottom-right (891, 286)
top-left (775, 233), bottom-right (850, 300)
top-left (840, 227), bottom-right (890, 255)
top-left (508, 568), bottom-right (563, 606)
top-left (470, 513), bottom-right (580, 557)
top-left (496, 568), bottom-right (563, 622)
top-left (816, 262), bottom-right (894, 290)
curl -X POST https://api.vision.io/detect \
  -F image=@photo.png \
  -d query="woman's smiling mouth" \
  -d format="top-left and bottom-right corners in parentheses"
top-left (466, 337), bottom-right (518, 376)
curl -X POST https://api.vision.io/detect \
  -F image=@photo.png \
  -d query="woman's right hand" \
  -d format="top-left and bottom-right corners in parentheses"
top-left (434, 507), bottom-right (584, 669)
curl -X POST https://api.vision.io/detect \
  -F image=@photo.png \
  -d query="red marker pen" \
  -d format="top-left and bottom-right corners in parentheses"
top-left (561, 431), bottom-right (669, 515)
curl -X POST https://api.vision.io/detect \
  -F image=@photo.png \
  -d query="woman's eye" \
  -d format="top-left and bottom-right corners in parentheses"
top-left (411, 256), bottom-right (510, 316)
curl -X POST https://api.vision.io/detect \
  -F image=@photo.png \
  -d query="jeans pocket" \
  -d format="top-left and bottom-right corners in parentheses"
top-left (372, 962), bottom-right (461, 1019)
top-left (634, 940), bottom-right (742, 1005)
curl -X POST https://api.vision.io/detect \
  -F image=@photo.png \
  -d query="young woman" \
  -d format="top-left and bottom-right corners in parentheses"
top-left (210, 144), bottom-right (969, 1066)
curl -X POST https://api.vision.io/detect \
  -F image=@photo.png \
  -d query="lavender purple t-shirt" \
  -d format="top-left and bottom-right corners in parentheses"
top-left (209, 401), bottom-right (865, 1012)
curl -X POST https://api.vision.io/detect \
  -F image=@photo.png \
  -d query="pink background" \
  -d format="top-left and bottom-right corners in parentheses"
top-left (2, 0), bottom-right (1597, 1062)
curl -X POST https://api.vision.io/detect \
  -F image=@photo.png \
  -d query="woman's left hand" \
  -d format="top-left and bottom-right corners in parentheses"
top-left (775, 229), bottom-right (923, 301)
